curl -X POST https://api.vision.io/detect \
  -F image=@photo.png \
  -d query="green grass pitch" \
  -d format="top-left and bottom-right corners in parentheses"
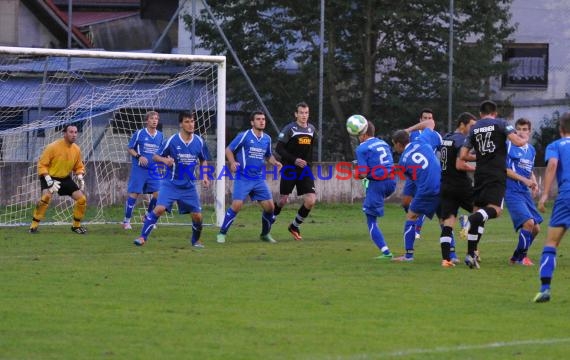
top-left (1, 203), bottom-right (570, 359)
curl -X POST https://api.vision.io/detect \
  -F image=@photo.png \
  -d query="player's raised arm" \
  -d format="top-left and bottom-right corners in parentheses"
top-left (507, 132), bottom-right (526, 147)
top-left (405, 118), bottom-right (435, 133)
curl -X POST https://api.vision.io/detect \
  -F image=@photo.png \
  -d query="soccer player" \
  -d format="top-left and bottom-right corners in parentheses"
top-left (391, 118), bottom-right (442, 261)
top-left (532, 112), bottom-right (570, 303)
top-left (354, 120), bottom-right (396, 259)
top-left (459, 100), bottom-right (525, 269)
top-left (505, 118), bottom-right (542, 266)
top-left (122, 111), bottom-right (164, 229)
top-left (402, 108), bottom-right (435, 241)
top-left (134, 111), bottom-right (210, 247)
top-left (438, 112), bottom-right (477, 267)
top-left (216, 110), bottom-right (283, 244)
top-left (273, 102), bottom-right (318, 241)
top-left (29, 124), bottom-right (88, 234)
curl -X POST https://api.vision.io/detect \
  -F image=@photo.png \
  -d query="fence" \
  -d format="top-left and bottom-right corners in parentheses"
top-left (0, 162), bottom-right (557, 208)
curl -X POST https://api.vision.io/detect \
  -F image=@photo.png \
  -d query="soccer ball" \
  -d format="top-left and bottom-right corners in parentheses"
top-left (346, 115), bottom-right (368, 136)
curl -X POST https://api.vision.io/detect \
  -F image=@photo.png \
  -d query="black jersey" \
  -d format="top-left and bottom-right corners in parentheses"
top-left (440, 131), bottom-right (472, 189)
top-left (275, 122), bottom-right (317, 165)
top-left (463, 117), bottom-right (515, 184)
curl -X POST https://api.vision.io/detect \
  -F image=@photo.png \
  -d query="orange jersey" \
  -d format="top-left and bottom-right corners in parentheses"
top-left (37, 138), bottom-right (85, 178)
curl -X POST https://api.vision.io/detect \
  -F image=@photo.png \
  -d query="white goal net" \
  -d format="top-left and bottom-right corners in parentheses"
top-left (0, 46), bottom-right (226, 227)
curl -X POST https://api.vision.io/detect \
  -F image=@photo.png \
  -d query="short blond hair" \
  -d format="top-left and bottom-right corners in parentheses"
top-left (145, 111), bottom-right (159, 120)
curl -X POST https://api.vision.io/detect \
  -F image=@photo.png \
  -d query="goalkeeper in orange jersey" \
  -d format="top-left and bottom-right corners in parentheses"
top-left (29, 124), bottom-right (88, 234)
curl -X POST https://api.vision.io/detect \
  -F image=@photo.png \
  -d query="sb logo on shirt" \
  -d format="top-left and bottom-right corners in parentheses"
top-left (298, 137), bottom-right (312, 145)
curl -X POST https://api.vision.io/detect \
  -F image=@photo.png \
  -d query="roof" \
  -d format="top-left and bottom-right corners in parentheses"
top-left (22, 0), bottom-right (92, 48)
top-left (71, 11), bottom-right (138, 27)
top-left (0, 57), bottom-right (214, 131)
top-left (0, 77), bottom-right (207, 108)
top-left (0, 55), bottom-right (189, 74)
top-left (51, 0), bottom-right (140, 28)
top-left (52, 0), bottom-right (139, 7)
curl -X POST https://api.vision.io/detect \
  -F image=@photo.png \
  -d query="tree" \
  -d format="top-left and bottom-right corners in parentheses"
top-left (533, 110), bottom-right (564, 167)
top-left (190, 0), bottom-right (515, 160)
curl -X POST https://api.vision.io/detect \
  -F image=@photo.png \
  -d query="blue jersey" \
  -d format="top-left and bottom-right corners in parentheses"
top-left (545, 137), bottom-right (570, 198)
top-left (399, 128), bottom-right (442, 196)
top-left (228, 129), bottom-right (272, 178)
top-left (410, 129), bottom-right (422, 142)
top-left (506, 141), bottom-right (536, 194)
top-left (128, 128), bottom-right (164, 168)
top-left (415, 128), bottom-right (442, 152)
top-left (158, 133), bottom-right (210, 188)
top-left (356, 137), bottom-right (394, 180)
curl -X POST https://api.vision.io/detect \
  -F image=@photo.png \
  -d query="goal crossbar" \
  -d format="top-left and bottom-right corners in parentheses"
top-left (0, 46), bottom-right (226, 64)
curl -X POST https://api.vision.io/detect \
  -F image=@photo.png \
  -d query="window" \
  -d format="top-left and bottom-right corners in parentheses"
top-left (502, 43), bottom-right (548, 89)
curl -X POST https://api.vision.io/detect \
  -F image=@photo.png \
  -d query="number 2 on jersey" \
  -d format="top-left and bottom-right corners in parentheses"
top-left (377, 146), bottom-right (389, 165)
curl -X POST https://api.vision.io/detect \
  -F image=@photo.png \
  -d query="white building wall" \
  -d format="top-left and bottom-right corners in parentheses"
top-left (177, 0), bottom-right (209, 55)
top-left (513, 105), bottom-right (568, 133)
top-left (0, 0), bottom-right (60, 48)
top-left (18, 3), bottom-right (60, 48)
top-left (0, 0), bottom-right (18, 46)
top-left (493, 0), bottom-right (570, 123)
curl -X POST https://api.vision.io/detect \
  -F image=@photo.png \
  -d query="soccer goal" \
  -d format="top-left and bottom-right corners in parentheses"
top-left (0, 46), bottom-right (226, 227)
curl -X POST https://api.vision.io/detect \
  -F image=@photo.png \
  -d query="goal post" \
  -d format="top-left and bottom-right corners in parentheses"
top-left (0, 46), bottom-right (226, 227)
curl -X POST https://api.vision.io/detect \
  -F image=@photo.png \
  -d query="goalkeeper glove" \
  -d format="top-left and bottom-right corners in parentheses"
top-left (361, 178), bottom-right (369, 190)
top-left (77, 174), bottom-right (85, 192)
top-left (44, 175), bottom-right (61, 193)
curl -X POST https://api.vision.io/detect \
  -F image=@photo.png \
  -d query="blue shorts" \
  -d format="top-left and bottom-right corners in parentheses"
top-left (550, 196), bottom-right (570, 229)
top-left (157, 181), bottom-right (201, 214)
top-left (505, 190), bottom-right (543, 231)
top-left (402, 178), bottom-right (417, 197)
top-left (410, 193), bottom-right (440, 219)
top-left (362, 180), bottom-right (396, 217)
top-left (232, 178), bottom-right (272, 202)
top-left (127, 166), bottom-right (160, 194)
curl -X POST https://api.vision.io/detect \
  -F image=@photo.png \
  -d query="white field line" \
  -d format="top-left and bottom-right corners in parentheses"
top-left (314, 337), bottom-right (570, 359)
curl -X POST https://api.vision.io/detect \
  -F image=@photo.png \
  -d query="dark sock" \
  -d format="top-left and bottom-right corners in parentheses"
top-left (292, 205), bottom-right (310, 228)
top-left (273, 201), bottom-right (282, 216)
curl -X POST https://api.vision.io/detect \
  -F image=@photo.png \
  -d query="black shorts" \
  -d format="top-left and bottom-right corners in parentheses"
top-left (279, 166), bottom-right (316, 196)
top-left (473, 181), bottom-right (505, 208)
top-left (440, 186), bottom-right (474, 220)
top-left (40, 175), bottom-right (79, 197)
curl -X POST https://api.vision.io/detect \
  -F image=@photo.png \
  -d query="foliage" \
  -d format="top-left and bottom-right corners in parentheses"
top-left (533, 110), bottom-right (562, 166)
top-left (189, 0), bottom-right (515, 159)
